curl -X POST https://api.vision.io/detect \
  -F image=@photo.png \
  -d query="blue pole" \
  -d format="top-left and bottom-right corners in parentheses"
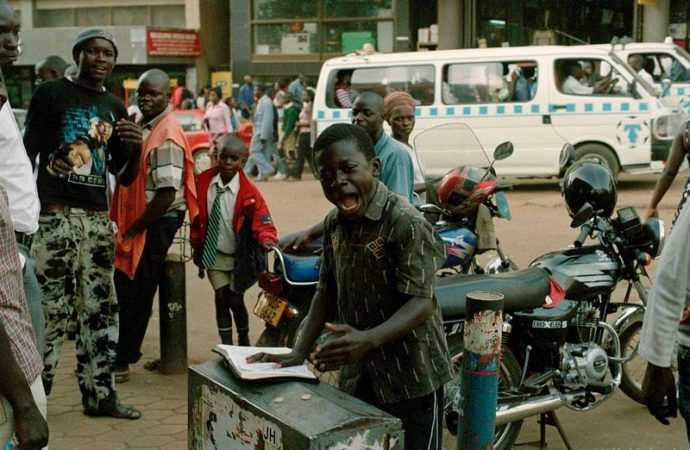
top-left (457, 291), bottom-right (504, 450)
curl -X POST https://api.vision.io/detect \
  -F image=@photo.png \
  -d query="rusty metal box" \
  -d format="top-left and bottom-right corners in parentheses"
top-left (188, 359), bottom-right (404, 450)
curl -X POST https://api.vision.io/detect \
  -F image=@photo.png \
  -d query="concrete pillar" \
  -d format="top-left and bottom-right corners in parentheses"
top-left (437, 0), bottom-right (462, 50)
top-left (643, 0), bottom-right (670, 43)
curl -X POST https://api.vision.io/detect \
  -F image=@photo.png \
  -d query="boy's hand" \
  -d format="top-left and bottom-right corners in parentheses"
top-left (310, 323), bottom-right (374, 371)
top-left (280, 230), bottom-right (312, 251)
top-left (246, 350), bottom-right (305, 368)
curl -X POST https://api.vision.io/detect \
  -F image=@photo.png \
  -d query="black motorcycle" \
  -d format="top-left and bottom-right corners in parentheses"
top-left (436, 159), bottom-right (665, 449)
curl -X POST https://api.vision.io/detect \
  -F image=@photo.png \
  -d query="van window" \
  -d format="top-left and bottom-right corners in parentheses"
top-left (556, 58), bottom-right (634, 97)
top-left (632, 52), bottom-right (689, 83)
top-left (327, 65), bottom-right (435, 108)
top-left (442, 61), bottom-right (538, 104)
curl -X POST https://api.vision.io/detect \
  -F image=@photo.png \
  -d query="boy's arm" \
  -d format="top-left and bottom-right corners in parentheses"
top-left (311, 294), bottom-right (433, 371)
top-left (250, 190), bottom-right (278, 246)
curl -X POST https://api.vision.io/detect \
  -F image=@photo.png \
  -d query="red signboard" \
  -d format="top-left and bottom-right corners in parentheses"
top-left (147, 28), bottom-right (201, 56)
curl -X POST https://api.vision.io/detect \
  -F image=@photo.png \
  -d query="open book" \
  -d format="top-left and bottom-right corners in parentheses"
top-left (213, 345), bottom-right (317, 381)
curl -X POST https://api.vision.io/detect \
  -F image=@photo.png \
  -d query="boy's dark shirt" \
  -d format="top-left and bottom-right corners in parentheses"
top-left (24, 78), bottom-right (129, 211)
top-left (317, 181), bottom-right (452, 403)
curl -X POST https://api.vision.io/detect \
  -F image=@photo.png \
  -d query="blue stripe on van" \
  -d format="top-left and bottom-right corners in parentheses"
top-left (333, 111), bottom-right (341, 119)
top-left (446, 107), bottom-right (455, 116)
top-left (679, 87), bottom-right (686, 95)
top-left (463, 106), bottom-right (472, 115)
top-left (621, 103), bottom-right (630, 112)
top-left (496, 105), bottom-right (505, 114)
top-left (513, 105), bottom-right (523, 114)
top-left (585, 103), bottom-right (593, 112)
top-left (479, 106), bottom-right (488, 115)
top-left (318, 110), bottom-right (325, 120)
top-left (603, 103), bottom-right (612, 112)
top-left (531, 104), bottom-right (540, 113)
top-left (639, 102), bottom-right (648, 112)
top-left (415, 109), bottom-right (421, 117)
top-left (566, 104), bottom-right (575, 112)
top-left (430, 107), bottom-right (438, 116)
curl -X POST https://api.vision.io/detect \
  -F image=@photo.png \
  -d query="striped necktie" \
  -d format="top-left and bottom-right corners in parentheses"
top-left (201, 185), bottom-right (227, 269)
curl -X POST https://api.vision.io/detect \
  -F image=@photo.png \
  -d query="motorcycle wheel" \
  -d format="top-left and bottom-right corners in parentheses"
top-left (444, 333), bottom-right (523, 450)
top-left (617, 318), bottom-right (673, 405)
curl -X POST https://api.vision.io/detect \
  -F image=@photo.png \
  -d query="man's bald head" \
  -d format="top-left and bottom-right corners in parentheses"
top-left (138, 68), bottom-right (171, 95)
top-left (136, 68), bottom-right (172, 120)
top-left (35, 55), bottom-right (69, 84)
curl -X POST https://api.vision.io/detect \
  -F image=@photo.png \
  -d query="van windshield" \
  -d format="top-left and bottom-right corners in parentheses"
top-left (609, 52), bottom-right (658, 97)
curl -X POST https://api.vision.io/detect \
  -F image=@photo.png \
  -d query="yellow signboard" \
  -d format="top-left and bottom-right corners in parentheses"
top-left (211, 71), bottom-right (232, 98)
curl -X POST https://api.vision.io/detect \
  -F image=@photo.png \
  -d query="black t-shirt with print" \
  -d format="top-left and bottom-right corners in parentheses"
top-left (24, 78), bottom-right (129, 211)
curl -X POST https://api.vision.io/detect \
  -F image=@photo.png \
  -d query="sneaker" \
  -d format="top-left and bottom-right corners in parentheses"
top-left (285, 176), bottom-right (301, 182)
top-left (271, 172), bottom-right (288, 181)
top-left (255, 174), bottom-right (268, 182)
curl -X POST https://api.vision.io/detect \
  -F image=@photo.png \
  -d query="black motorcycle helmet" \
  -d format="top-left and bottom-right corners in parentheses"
top-left (562, 159), bottom-right (617, 218)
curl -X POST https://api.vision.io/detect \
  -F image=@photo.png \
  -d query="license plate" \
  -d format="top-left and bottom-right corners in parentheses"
top-left (253, 291), bottom-right (288, 327)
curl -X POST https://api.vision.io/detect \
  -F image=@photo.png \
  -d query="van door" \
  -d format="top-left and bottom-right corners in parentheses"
top-left (435, 58), bottom-right (567, 177)
top-left (547, 56), bottom-right (652, 174)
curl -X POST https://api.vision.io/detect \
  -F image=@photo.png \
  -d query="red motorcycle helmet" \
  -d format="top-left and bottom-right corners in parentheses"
top-left (437, 165), bottom-right (497, 220)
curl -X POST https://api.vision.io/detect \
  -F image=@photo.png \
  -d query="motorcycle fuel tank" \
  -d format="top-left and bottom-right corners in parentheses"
top-left (439, 225), bottom-right (477, 268)
top-left (529, 246), bottom-right (620, 299)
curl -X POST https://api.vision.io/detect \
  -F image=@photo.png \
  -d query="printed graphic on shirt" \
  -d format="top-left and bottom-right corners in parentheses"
top-left (53, 106), bottom-right (115, 188)
top-left (366, 236), bottom-right (386, 260)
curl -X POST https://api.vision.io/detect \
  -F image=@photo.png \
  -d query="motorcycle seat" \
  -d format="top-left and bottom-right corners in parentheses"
top-left (435, 267), bottom-right (551, 321)
top-left (281, 254), bottom-right (320, 283)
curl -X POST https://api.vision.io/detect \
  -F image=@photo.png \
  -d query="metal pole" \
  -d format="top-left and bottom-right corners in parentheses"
top-left (458, 291), bottom-right (504, 450)
top-left (158, 253), bottom-right (188, 374)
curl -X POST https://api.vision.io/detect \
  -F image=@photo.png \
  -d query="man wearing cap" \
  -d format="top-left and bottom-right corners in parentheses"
top-left (24, 27), bottom-right (143, 419)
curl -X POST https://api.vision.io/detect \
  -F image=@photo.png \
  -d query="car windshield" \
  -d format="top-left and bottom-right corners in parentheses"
top-left (174, 113), bottom-right (203, 132)
top-left (609, 51), bottom-right (657, 97)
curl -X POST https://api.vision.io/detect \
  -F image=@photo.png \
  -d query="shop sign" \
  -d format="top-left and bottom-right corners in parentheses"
top-left (146, 28), bottom-right (201, 56)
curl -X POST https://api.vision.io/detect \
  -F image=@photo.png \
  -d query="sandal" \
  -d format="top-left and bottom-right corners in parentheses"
top-left (84, 402), bottom-right (142, 420)
top-left (114, 366), bottom-right (129, 384)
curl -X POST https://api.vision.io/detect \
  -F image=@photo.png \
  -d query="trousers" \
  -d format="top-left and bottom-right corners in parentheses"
top-left (31, 212), bottom-right (119, 413)
top-left (115, 214), bottom-right (183, 366)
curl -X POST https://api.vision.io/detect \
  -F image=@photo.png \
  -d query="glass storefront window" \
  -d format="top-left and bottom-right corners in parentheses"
top-left (322, 0), bottom-right (393, 18)
top-left (253, 0), bottom-right (318, 20)
top-left (253, 23), bottom-right (318, 56)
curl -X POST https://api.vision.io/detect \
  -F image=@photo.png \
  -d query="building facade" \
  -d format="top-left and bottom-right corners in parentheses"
top-left (7, 0), bottom-right (229, 108)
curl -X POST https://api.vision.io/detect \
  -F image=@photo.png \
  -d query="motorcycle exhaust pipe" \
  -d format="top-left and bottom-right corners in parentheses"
top-left (494, 393), bottom-right (568, 426)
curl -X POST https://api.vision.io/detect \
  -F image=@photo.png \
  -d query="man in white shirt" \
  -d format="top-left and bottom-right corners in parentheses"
top-left (0, 0), bottom-right (44, 355)
top-left (628, 54), bottom-right (656, 87)
top-left (561, 60), bottom-right (613, 95)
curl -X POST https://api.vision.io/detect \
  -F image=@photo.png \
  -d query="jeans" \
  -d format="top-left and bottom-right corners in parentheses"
top-left (678, 344), bottom-right (690, 442)
top-left (246, 136), bottom-right (275, 177)
top-left (18, 243), bottom-right (45, 355)
top-left (115, 214), bottom-right (184, 366)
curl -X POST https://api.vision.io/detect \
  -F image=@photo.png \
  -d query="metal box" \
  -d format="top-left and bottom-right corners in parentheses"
top-left (188, 359), bottom-right (404, 450)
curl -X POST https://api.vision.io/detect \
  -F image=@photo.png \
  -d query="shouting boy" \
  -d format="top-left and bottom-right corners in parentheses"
top-left (250, 123), bottom-right (451, 450)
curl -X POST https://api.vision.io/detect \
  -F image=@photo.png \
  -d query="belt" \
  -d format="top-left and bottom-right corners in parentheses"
top-left (41, 203), bottom-right (109, 217)
top-left (14, 231), bottom-right (33, 248)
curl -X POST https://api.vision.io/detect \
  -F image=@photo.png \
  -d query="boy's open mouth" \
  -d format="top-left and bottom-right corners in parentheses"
top-left (338, 193), bottom-right (360, 212)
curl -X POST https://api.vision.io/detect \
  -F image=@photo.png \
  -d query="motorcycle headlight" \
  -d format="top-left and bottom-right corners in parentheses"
top-left (642, 218), bottom-right (665, 259)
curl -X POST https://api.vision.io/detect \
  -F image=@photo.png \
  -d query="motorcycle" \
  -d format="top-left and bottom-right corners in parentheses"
top-left (413, 123), bottom-right (518, 275)
top-left (436, 158), bottom-right (665, 449)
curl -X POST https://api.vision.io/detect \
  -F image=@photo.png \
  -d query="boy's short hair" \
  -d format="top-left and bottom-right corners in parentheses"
top-left (314, 123), bottom-right (375, 161)
top-left (219, 134), bottom-right (245, 153)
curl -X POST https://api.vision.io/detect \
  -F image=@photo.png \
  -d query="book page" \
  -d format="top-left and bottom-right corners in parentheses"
top-left (213, 345), bottom-right (317, 380)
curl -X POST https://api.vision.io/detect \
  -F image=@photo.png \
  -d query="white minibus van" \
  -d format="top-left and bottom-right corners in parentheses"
top-left (596, 41), bottom-right (690, 114)
top-left (313, 45), bottom-right (683, 178)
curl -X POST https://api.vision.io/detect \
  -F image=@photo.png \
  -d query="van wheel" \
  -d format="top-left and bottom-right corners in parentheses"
top-left (575, 144), bottom-right (619, 178)
top-left (193, 148), bottom-right (211, 175)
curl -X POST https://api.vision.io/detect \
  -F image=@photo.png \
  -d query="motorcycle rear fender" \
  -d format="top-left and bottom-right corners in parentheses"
top-left (611, 304), bottom-right (645, 334)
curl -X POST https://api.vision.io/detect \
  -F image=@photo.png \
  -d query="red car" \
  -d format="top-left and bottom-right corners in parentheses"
top-left (172, 109), bottom-right (253, 174)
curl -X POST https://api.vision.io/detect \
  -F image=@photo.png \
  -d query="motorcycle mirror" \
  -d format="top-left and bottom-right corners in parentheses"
top-left (559, 143), bottom-right (576, 171)
top-left (493, 142), bottom-right (514, 161)
top-left (570, 202), bottom-right (594, 228)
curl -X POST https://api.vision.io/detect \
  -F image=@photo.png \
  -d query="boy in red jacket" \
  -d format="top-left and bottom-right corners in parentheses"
top-left (191, 135), bottom-right (278, 345)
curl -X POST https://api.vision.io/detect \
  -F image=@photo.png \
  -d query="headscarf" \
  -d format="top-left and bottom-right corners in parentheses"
top-left (383, 91), bottom-right (417, 120)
